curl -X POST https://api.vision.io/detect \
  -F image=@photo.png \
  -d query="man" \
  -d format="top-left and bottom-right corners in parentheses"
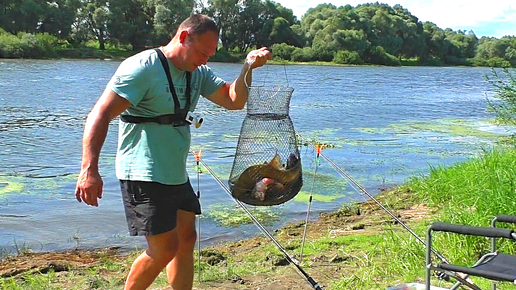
top-left (75, 14), bottom-right (272, 290)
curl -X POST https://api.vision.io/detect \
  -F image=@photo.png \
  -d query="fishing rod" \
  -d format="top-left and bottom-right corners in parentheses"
top-left (193, 152), bottom-right (323, 290)
top-left (192, 150), bottom-right (203, 282)
top-left (300, 145), bottom-right (324, 261)
top-left (317, 150), bottom-right (450, 264)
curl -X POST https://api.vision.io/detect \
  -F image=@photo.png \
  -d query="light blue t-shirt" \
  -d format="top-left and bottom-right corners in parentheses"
top-left (108, 49), bottom-right (225, 185)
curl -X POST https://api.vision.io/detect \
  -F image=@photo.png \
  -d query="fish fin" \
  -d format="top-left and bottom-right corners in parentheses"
top-left (268, 153), bottom-right (282, 169)
top-left (286, 153), bottom-right (299, 169)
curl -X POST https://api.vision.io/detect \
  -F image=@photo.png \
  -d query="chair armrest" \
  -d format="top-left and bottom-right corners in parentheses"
top-left (494, 214), bottom-right (516, 225)
top-left (426, 220), bottom-right (516, 290)
top-left (430, 222), bottom-right (515, 239)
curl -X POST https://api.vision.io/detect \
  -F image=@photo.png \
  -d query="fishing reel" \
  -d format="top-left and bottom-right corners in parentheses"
top-left (185, 111), bottom-right (203, 128)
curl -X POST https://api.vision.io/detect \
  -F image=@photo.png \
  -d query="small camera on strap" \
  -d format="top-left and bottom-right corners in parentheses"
top-left (185, 111), bottom-right (203, 128)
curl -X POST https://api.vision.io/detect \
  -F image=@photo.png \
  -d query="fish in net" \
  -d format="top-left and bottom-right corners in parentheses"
top-left (229, 85), bottom-right (303, 206)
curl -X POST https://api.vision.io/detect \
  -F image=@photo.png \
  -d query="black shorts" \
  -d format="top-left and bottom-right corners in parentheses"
top-left (120, 180), bottom-right (201, 236)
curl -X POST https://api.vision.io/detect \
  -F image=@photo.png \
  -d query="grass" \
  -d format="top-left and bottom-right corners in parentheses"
top-left (3, 147), bottom-right (516, 289)
top-left (408, 147), bottom-right (516, 223)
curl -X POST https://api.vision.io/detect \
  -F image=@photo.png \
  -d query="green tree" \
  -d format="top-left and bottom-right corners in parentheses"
top-left (237, 0), bottom-right (265, 51)
top-left (333, 49), bottom-right (363, 64)
top-left (311, 24), bottom-right (337, 61)
top-left (38, 0), bottom-right (81, 39)
top-left (267, 17), bottom-right (298, 47)
top-left (1, 0), bottom-right (45, 34)
top-left (422, 21), bottom-right (448, 63)
top-left (392, 4), bottom-right (424, 59)
top-left (477, 37), bottom-right (506, 59)
top-left (255, 0), bottom-right (298, 48)
top-left (370, 6), bottom-right (402, 56)
top-left (106, 0), bottom-right (194, 51)
top-left (206, 0), bottom-right (299, 52)
top-left (74, 0), bottom-right (109, 48)
top-left (300, 3), bottom-right (338, 42)
top-left (506, 47), bottom-right (516, 65)
top-left (205, 0), bottom-right (240, 51)
top-left (444, 29), bottom-right (478, 63)
top-left (153, 0), bottom-right (194, 45)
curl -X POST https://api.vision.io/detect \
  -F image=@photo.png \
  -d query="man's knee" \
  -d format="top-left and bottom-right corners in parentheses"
top-left (178, 227), bottom-right (197, 249)
top-left (147, 245), bottom-right (177, 267)
top-left (146, 232), bottom-right (179, 267)
top-left (176, 211), bottom-right (198, 250)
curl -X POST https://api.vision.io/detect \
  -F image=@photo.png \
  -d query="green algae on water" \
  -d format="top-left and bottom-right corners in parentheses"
top-left (293, 190), bottom-right (342, 203)
top-left (0, 181), bottom-right (24, 194)
top-left (359, 118), bottom-right (504, 139)
top-left (205, 203), bottom-right (281, 227)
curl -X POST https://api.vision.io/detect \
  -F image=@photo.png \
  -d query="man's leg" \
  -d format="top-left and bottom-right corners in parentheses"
top-left (166, 209), bottom-right (197, 290)
top-left (124, 230), bottom-right (179, 290)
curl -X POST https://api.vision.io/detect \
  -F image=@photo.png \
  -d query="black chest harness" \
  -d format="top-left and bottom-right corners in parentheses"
top-left (120, 48), bottom-right (192, 127)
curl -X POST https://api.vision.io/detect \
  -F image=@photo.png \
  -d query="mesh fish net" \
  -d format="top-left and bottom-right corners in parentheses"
top-left (229, 85), bottom-right (303, 206)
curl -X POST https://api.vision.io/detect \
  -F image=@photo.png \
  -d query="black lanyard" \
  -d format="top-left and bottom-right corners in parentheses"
top-left (155, 48), bottom-right (191, 114)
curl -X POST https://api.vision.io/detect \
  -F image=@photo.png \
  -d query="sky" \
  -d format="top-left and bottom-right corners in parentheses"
top-left (275, 0), bottom-right (516, 38)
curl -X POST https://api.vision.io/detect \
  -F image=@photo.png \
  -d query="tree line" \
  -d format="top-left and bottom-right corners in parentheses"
top-left (0, 0), bottom-right (515, 67)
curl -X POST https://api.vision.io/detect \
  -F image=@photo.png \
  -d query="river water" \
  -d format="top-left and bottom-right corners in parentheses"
top-left (0, 59), bottom-right (504, 255)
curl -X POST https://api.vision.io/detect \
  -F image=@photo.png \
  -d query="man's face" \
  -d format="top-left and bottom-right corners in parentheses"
top-left (183, 31), bottom-right (218, 71)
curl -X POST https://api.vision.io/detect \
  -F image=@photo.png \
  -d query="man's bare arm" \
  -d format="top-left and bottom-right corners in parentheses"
top-left (206, 47), bottom-right (272, 110)
top-left (75, 89), bottom-right (131, 207)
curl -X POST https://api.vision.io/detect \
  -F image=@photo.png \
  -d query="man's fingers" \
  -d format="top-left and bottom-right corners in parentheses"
top-left (76, 171), bottom-right (102, 207)
top-left (248, 48), bottom-right (272, 69)
top-left (85, 193), bottom-right (98, 207)
top-left (75, 186), bottom-right (82, 202)
top-left (76, 187), bottom-right (100, 206)
top-left (86, 189), bottom-right (99, 206)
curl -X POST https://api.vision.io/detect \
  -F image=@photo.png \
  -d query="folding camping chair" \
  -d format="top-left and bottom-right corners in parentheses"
top-left (426, 214), bottom-right (516, 290)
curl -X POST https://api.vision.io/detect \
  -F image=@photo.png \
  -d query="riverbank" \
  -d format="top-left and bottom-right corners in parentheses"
top-left (4, 47), bottom-right (514, 69)
top-left (0, 187), bottom-right (433, 290)
top-left (3, 147), bottom-right (516, 289)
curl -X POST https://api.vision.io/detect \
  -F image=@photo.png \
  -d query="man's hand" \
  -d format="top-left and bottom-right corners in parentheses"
top-left (75, 168), bottom-right (103, 207)
top-left (246, 47), bottom-right (273, 69)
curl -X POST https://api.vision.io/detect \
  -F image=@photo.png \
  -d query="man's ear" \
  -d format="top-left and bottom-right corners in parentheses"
top-left (179, 30), bottom-right (189, 44)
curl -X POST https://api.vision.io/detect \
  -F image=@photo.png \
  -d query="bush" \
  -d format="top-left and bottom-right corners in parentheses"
top-left (210, 47), bottom-right (241, 63)
top-left (486, 57), bottom-right (512, 68)
top-left (485, 68), bottom-right (516, 130)
top-left (444, 56), bottom-right (472, 66)
top-left (291, 47), bottom-right (313, 62)
top-left (471, 57), bottom-right (515, 68)
top-left (19, 32), bottom-right (40, 57)
top-left (367, 46), bottom-right (401, 66)
top-left (333, 50), bottom-right (363, 65)
top-left (311, 46), bottom-right (334, 62)
top-left (418, 56), bottom-right (444, 66)
top-left (35, 33), bottom-right (60, 54)
top-left (270, 43), bottom-right (296, 61)
top-left (0, 31), bottom-right (59, 58)
top-left (0, 33), bottom-right (25, 57)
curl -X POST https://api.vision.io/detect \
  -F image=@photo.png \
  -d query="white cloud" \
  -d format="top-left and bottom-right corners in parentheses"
top-left (278, 0), bottom-right (515, 38)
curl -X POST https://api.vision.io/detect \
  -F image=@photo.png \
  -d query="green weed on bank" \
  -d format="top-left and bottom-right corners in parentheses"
top-left (410, 147), bottom-right (516, 223)
top-left (330, 147), bottom-right (516, 289)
